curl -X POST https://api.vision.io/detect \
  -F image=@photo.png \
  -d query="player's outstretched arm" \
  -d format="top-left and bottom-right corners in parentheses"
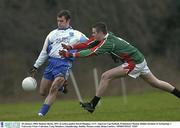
top-left (62, 37), bottom-right (96, 50)
top-left (59, 49), bottom-right (96, 58)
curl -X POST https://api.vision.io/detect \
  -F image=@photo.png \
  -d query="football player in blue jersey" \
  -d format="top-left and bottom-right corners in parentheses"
top-left (30, 10), bottom-right (88, 116)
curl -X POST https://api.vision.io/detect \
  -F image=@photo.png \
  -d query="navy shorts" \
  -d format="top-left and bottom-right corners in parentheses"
top-left (43, 57), bottom-right (72, 81)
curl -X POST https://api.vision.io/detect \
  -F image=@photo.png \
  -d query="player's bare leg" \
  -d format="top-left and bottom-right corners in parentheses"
top-left (140, 72), bottom-right (180, 98)
top-left (81, 65), bottom-right (128, 113)
top-left (38, 76), bottom-right (65, 116)
top-left (96, 65), bottom-right (128, 97)
top-left (140, 72), bottom-right (175, 92)
top-left (39, 78), bottom-right (52, 96)
top-left (44, 76), bottom-right (65, 105)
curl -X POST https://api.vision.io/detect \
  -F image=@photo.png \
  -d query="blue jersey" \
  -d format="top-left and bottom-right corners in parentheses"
top-left (33, 27), bottom-right (87, 80)
top-left (34, 27), bottom-right (87, 68)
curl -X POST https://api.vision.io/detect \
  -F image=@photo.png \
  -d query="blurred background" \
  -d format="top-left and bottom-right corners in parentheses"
top-left (0, 0), bottom-right (180, 103)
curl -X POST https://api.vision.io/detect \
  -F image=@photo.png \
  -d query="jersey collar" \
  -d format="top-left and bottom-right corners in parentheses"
top-left (58, 26), bottom-right (72, 30)
top-left (104, 33), bottom-right (109, 39)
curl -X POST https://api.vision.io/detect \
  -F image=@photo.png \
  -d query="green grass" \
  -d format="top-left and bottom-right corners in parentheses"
top-left (0, 91), bottom-right (180, 121)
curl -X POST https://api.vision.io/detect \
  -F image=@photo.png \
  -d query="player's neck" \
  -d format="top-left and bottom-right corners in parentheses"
top-left (58, 25), bottom-right (72, 30)
top-left (100, 33), bottom-right (108, 40)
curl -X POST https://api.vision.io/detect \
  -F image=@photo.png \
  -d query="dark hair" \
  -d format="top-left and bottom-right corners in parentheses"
top-left (92, 22), bottom-right (107, 34)
top-left (57, 10), bottom-right (71, 20)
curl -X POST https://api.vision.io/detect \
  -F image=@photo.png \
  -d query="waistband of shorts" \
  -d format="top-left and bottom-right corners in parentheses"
top-left (48, 57), bottom-right (73, 63)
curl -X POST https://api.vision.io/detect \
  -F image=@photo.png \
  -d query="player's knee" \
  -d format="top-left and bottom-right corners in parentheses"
top-left (39, 90), bottom-right (48, 96)
top-left (49, 84), bottom-right (59, 94)
top-left (49, 77), bottom-right (65, 94)
top-left (101, 72), bottom-right (111, 81)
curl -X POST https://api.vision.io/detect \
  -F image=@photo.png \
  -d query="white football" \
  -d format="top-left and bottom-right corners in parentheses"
top-left (22, 77), bottom-right (37, 91)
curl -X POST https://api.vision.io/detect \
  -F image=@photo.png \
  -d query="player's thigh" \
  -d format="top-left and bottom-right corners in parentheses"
top-left (40, 77), bottom-right (52, 94)
top-left (102, 65), bottom-right (128, 80)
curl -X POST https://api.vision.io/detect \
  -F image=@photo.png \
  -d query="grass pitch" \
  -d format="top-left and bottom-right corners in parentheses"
top-left (0, 91), bottom-right (180, 121)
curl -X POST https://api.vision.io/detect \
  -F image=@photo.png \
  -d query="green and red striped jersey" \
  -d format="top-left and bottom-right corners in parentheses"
top-left (73, 32), bottom-right (144, 64)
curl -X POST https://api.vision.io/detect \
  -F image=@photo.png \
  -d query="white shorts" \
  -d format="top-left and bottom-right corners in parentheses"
top-left (122, 59), bottom-right (151, 78)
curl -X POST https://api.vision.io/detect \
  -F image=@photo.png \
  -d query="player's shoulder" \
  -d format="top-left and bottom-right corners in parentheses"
top-left (69, 29), bottom-right (85, 36)
top-left (72, 29), bottom-right (82, 33)
top-left (45, 29), bottom-right (59, 40)
top-left (48, 29), bottom-right (58, 36)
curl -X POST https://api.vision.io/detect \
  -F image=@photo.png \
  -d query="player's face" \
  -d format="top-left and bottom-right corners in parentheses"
top-left (92, 28), bottom-right (104, 41)
top-left (57, 16), bottom-right (70, 29)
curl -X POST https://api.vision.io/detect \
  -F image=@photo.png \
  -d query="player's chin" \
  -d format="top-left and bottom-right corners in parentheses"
top-left (58, 26), bottom-right (66, 29)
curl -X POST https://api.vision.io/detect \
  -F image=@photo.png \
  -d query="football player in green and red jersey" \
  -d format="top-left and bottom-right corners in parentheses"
top-left (59, 22), bottom-right (180, 113)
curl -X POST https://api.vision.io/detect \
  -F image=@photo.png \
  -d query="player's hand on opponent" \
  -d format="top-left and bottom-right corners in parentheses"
top-left (61, 44), bottom-right (72, 50)
top-left (59, 50), bottom-right (73, 58)
top-left (29, 66), bottom-right (37, 77)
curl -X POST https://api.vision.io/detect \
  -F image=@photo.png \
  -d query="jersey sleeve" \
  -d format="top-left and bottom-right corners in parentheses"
top-left (72, 37), bottom-right (98, 50)
top-left (69, 30), bottom-right (88, 46)
top-left (33, 34), bottom-right (49, 68)
top-left (73, 39), bottom-right (113, 58)
top-left (74, 49), bottom-right (95, 57)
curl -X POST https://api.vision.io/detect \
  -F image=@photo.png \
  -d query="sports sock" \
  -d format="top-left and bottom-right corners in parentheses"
top-left (171, 88), bottom-right (180, 98)
top-left (90, 96), bottom-right (101, 108)
top-left (38, 104), bottom-right (50, 116)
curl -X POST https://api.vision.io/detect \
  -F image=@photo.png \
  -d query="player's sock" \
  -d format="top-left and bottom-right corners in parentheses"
top-left (38, 104), bottom-right (50, 116)
top-left (171, 88), bottom-right (180, 98)
top-left (90, 96), bottom-right (101, 108)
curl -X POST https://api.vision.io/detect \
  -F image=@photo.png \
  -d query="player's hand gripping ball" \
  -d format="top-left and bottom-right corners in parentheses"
top-left (22, 77), bottom-right (37, 91)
